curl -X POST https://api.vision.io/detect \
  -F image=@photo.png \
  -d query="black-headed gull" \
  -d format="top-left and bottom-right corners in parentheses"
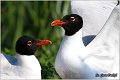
top-left (1, 35), bottom-right (52, 79)
top-left (51, 4), bottom-right (119, 79)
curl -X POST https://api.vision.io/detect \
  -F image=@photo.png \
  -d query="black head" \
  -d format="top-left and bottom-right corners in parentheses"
top-left (51, 14), bottom-right (83, 36)
top-left (16, 36), bottom-right (52, 55)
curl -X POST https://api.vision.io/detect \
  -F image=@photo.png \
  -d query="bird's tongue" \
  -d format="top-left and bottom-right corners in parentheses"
top-left (36, 40), bottom-right (52, 46)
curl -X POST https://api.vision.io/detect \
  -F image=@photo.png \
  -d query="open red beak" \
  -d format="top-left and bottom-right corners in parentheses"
top-left (51, 20), bottom-right (65, 27)
top-left (36, 40), bottom-right (52, 46)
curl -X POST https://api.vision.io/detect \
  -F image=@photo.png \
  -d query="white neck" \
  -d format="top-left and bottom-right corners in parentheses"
top-left (58, 29), bottom-right (85, 57)
top-left (64, 28), bottom-right (84, 49)
top-left (16, 54), bottom-right (41, 72)
top-left (64, 28), bottom-right (83, 43)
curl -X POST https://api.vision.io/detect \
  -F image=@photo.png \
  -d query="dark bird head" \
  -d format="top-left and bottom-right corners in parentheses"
top-left (51, 14), bottom-right (83, 36)
top-left (16, 36), bottom-right (52, 55)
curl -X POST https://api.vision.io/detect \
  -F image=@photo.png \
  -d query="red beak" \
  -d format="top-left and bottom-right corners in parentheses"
top-left (36, 40), bottom-right (52, 46)
top-left (51, 20), bottom-right (65, 27)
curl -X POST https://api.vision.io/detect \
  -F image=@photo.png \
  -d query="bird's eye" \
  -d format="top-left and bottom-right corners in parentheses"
top-left (27, 40), bottom-right (32, 46)
top-left (70, 17), bottom-right (75, 21)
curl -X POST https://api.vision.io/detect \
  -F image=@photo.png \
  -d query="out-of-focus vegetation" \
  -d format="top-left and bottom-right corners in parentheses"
top-left (1, 1), bottom-right (70, 79)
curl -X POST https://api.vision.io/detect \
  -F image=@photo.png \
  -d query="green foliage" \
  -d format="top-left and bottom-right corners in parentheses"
top-left (1, 1), bottom-right (70, 79)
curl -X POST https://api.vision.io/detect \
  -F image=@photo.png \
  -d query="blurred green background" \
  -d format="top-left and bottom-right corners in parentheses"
top-left (1, 1), bottom-right (70, 79)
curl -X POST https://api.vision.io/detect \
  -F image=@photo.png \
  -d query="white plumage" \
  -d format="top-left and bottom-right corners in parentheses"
top-left (0, 53), bottom-right (41, 79)
top-left (0, 36), bottom-right (52, 79)
top-left (55, 1), bottom-right (119, 79)
top-left (71, 0), bottom-right (118, 36)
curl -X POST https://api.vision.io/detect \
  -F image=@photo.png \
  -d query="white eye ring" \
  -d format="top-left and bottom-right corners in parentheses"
top-left (27, 41), bottom-right (32, 46)
top-left (70, 17), bottom-right (75, 21)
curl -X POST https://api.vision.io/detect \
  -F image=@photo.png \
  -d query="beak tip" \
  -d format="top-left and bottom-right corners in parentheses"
top-left (49, 41), bottom-right (52, 44)
top-left (51, 21), bottom-right (55, 27)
